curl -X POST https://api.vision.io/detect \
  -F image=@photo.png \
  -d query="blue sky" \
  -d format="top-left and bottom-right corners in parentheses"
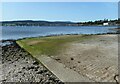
top-left (1, 2), bottom-right (118, 22)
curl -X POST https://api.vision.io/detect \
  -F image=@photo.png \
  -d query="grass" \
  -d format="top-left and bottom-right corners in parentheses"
top-left (16, 35), bottom-right (93, 57)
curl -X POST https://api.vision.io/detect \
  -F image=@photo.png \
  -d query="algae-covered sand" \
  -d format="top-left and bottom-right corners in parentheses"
top-left (17, 34), bottom-right (118, 82)
top-left (16, 35), bottom-right (92, 56)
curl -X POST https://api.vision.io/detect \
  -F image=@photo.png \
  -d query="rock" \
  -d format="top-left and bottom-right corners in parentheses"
top-left (55, 58), bottom-right (60, 61)
top-left (2, 79), bottom-right (7, 82)
top-left (18, 71), bottom-right (22, 73)
top-left (19, 54), bottom-right (22, 56)
top-left (49, 76), bottom-right (55, 80)
top-left (8, 59), bottom-right (11, 61)
top-left (36, 71), bottom-right (44, 74)
top-left (36, 69), bottom-right (47, 74)
top-left (2, 41), bottom-right (62, 83)
top-left (22, 67), bottom-right (26, 69)
top-left (27, 66), bottom-right (35, 70)
top-left (70, 57), bottom-right (74, 60)
top-left (33, 61), bottom-right (39, 65)
top-left (34, 69), bottom-right (38, 71)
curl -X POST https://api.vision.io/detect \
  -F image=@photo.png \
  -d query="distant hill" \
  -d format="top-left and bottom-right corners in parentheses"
top-left (0, 19), bottom-right (119, 26)
top-left (0, 20), bottom-right (76, 26)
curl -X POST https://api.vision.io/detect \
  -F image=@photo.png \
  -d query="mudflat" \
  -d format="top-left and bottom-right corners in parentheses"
top-left (17, 34), bottom-right (118, 82)
top-left (53, 34), bottom-right (118, 82)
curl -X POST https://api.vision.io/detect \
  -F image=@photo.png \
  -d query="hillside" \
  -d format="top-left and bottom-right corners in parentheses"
top-left (0, 19), bottom-right (119, 26)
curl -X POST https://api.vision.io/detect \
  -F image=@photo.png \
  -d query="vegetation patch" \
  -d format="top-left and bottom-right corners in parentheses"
top-left (16, 35), bottom-right (93, 57)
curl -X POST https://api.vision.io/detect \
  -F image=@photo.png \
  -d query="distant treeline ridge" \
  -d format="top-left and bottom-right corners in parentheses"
top-left (0, 19), bottom-right (120, 26)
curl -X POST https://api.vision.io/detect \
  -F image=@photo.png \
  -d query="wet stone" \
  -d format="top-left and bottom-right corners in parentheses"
top-left (33, 61), bottom-right (39, 65)
top-left (2, 41), bottom-right (63, 83)
top-left (70, 57), bottom-right (74, 60)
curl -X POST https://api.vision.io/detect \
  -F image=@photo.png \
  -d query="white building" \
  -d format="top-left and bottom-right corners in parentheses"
top-left (103, 23), bottom-right (109, 26)
top-left (103, 22), bottom-right (116, 26)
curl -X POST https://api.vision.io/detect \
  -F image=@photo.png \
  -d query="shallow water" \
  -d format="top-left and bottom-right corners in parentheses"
top-left (1, 26), bottom-right (117, 40)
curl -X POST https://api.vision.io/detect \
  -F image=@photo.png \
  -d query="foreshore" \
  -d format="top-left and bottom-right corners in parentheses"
top-left (1, 41), bottom-right (63, 83)
top-left (1, 33), bottom-right (119, 83)
top-left (16, 34), bottom-right (119, 83)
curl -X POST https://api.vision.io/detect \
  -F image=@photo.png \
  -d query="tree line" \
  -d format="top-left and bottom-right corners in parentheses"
top-left (0, 19), bottom-right (119, 26)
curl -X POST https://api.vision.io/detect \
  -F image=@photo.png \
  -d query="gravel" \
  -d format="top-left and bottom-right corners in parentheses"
top-left (1, 41), bottom-right (63, 83)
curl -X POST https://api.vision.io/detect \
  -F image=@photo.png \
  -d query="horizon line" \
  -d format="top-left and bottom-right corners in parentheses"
top-left (0, 18), bottom-right (118, 23)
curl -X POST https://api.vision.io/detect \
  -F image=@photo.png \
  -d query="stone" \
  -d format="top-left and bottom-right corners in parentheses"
top-left (33, 61), bottom-right (39, 65)
top-left (70, 57), bottom-right (74, 60)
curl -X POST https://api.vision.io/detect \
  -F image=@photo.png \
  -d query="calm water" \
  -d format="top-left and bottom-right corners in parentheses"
top-left (1, 26), bottom-right (118, 40)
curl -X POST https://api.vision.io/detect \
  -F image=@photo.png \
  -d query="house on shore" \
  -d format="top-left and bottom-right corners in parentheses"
top-left (103, 22), bottom-right (117, 26)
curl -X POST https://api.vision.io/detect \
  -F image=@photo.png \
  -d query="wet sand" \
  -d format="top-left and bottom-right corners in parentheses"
top-left (3, 34), bottom-right (118, 84)
top-left (52, 34), bottom-right (119, 82)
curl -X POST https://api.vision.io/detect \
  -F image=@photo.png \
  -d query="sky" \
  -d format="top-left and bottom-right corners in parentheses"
top-left (1, 2), bottom-right (118, 22)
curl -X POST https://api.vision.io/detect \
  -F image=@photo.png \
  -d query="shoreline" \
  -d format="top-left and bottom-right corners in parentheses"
top-left (1, 32), bottom-right (119, 43)
top-left (16, 34), bottom-right (119, 82)
top-left (1, 33), bottom-right (119, 82)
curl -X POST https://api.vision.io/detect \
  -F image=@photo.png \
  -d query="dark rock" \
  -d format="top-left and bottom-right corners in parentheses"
top-left (18, 71), bottom-right (22, 73)
top-left (19, 54), bottom-right (22, 56)
top-left (55, 58), bottom-right (60, 61)
top-left (35, 69), bottom-right (38, 71)
top-left (22, 67), bottom-right (26, 69)
top-left (27, 66), bottom-right (35, 70)
top-left (70, 57), bottom-right (74, 60)
top-left (2, 79), bottom-right (7, 81)
top-left (33, 61), bottom-right (39, 65)
top-left (8, 59), bottom-right (11, 61)
top-left (36, 71), bottom-right (44, 74)
top-left (2, 40), bottom-right (63, 83)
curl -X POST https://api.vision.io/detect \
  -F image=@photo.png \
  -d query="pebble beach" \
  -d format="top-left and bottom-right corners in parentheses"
top-left (1, 41), bottom-right (63, 83)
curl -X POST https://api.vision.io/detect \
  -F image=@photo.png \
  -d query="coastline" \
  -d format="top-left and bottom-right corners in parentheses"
top-left (16, 34), bottom-right (119, 82)
top-left (1, 33), bottom-right (119, 83)
top-left (1, 31), bottom-right (119, 43)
